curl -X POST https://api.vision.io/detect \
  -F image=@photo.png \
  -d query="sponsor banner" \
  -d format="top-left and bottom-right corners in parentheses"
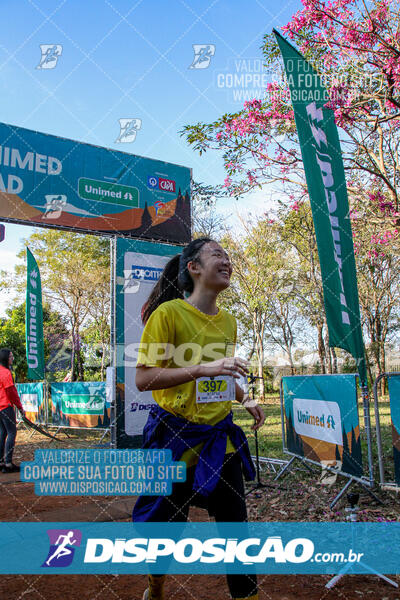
top-left (147, 175), bottom-right (176, 194)
top-left (115, 238), bottom-right (182, 446)
top-left (16, 382), bottom-right (45, 424)
top-left (388, 375), bottom-right (400, 485)
top-left (0, 522), bottom-right (398, 574)
top-left (21, 449), bottom-right (185, 496)
top-left (26, 248), bottom-right (44, 380)
top-left (293, 398), bottom-right (343, 447)
top-left (61, 395), bottom-right (103, 415)
top-left (50, 382), bottom-right (110, 429)
top-left (274, 32), bottom-right (367, 384)
top-left (0, 122), bottom-right (191, 243)
top-left (129, 265), bottom-right (164, 282)
top-left (283, 375), bottom-right (362, 477)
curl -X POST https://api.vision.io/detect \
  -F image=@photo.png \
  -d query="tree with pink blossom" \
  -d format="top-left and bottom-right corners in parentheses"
top-left (181, 0), bottom-right (400, 250)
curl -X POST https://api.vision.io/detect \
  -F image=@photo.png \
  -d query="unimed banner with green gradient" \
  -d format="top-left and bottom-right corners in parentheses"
top-left (0, 122), bottom-right (191, 243)
top-left (388, 375), bottom-right (400, 485)
top-left (26, 248), bottom-right (44, 380)
top-left (274, 31), bottom-right (367, 384)
top-left (282, 375), bottom-right (362, 477)
top-left (51, 382), bottom-right (110, 429)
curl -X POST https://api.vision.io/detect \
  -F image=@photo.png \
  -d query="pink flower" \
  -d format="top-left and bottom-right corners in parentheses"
top-left (290, 200), bottom-right (303, 212)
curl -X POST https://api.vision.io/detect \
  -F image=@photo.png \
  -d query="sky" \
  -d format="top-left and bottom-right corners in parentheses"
top-left (0, 0), bottom-right (302, 316)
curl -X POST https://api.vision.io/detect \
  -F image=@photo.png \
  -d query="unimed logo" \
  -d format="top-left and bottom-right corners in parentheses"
top-left (293, 398), bottom-right (343, 446)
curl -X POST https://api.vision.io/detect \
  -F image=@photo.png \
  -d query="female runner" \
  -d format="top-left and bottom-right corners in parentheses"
top-left (0, 348), bottom-right (25, 472)
top-left (133, 237), bottom-right (265, 600)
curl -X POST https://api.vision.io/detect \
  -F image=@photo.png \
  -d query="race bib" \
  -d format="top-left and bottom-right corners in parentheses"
top-left (196, 376), bottom-right (235, 403)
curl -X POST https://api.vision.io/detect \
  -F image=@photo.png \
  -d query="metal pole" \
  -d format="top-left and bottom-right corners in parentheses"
top-left (250, 374), bottom-right (261, 484)
top-left (44, 379), bottom-right (49, 427)
top-left (279, 377), bottom-right (286, 452)
top-left (109, 236), bottom-right (117, 449)
top-left (245, 373), bottom-right (271, 494)
top-left (360, 381), bottom-right (374, 487)
top-left (254, 431), bottom-right (261, 485)
top-left (373, 373), bottom-right (386, 486)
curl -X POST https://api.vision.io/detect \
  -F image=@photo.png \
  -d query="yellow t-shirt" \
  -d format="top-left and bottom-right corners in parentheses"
top-left (136, 298), bottom-right (237, 462)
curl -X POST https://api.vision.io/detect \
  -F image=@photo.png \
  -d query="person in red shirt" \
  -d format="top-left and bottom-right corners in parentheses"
top-left (0, 348), bottom-right (24, 473)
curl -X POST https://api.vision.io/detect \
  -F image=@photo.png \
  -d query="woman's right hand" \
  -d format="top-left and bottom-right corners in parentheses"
top-left (200, 357), bottom-right (249, 379)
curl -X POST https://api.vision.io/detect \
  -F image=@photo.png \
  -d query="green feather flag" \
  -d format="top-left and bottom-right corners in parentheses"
top-left (274, 30), bottom-right (367, 384)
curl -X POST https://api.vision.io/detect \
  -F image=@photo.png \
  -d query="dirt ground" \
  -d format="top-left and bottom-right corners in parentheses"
top-left (1, 429), bottom-right (400, 600)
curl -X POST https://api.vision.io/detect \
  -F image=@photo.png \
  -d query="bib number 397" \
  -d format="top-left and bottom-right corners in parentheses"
top-left (196, 376), bottom-right (234, 403)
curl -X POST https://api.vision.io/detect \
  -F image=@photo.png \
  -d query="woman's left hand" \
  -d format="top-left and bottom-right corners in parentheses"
top-left (246, 405), bottom-right (265, 431)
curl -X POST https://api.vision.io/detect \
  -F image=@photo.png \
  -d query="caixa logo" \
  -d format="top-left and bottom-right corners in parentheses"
top-left (130, 402), bottom-right (152, 413)
top-left (147, 175), bottom-right (176, 193)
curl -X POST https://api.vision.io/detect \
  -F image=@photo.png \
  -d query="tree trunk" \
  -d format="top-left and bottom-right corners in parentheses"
top-left (366, 350), bottom-right (374, 386)
top-left (256, 338), bottom-right (265, 400)
top-left (258, 362), bottom-right (265, 398)
top-left (331, 347), bottom-right (338, 374)
top-left (100, 342), bottom-right (106, 381)
top-left (374, 316), bottom-right (386, 395)
top-left (252, 313), bottom-right (265, 400)
top-left (317, 323), bottom-right (326, 374)
top-left (70, 329), bottom-right (77, 381)
top-left (324, 330), bottom-right (333, 374)
top-left (379, 338), bottom-right (387, 395)
top-left (288, 353), bottom-right (295, 376)
top-left (75, 333), bottom-right (84, 381)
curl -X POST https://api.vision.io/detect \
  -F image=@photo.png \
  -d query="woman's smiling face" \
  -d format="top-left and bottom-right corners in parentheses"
top-left (189, 241), bottom-right (232, 292)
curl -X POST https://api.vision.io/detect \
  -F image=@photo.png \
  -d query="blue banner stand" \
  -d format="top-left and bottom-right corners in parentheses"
top-left (374, 372), bottom-right (400, 491)
top-left (275, 374), bottom-right (381, 508)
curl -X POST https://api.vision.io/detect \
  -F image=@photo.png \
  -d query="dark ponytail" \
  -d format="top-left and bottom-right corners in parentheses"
top-left (142, 237), bottom-right (213, 323)
top-left (142, 255), bottom-right (183, 324)
top-left (0, 348), bottom-right (12, 369)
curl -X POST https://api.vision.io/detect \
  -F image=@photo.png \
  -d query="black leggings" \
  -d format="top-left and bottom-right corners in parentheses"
top-left (0, 405), bottom-right (17, 464)
top-left (155, 452), bottom-right (257, 598)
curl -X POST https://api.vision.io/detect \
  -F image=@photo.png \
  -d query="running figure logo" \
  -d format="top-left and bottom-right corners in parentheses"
top-left (115, 118), bottom-right (142, 143)
top-left (42, 529), bottom-right (82, 567)
top-left (43, 194), bottom-right (67, 219)
top-left (36, 45), bottom-right (63, 69)
top-left (120, 269), bottom-right (141, 294)
top-left (189, 45), bottom-right (215, 69)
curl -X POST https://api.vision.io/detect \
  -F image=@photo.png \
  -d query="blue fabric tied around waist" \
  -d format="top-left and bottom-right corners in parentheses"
top-left (132, 404), bottom-right (255, 522)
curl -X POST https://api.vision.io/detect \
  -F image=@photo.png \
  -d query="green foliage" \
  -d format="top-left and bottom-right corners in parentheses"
top-left (219, 216), bottom-right (302, 394)
top-left (13, 230), bottom-right (110, 381)
top-left (0, 303), bottom-right (26, 380)
top-left (0, 301), bottom-right (67, 381)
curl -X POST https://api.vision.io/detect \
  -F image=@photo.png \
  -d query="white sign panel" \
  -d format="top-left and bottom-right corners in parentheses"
top-left (123, 251), bottom-right (171, 435)
top-left (106, 366), bottom-right (115, 406)
top-left (21, 393), bottom-right (38, 413)
top-left (293, 397), bottom-right (343, 446)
